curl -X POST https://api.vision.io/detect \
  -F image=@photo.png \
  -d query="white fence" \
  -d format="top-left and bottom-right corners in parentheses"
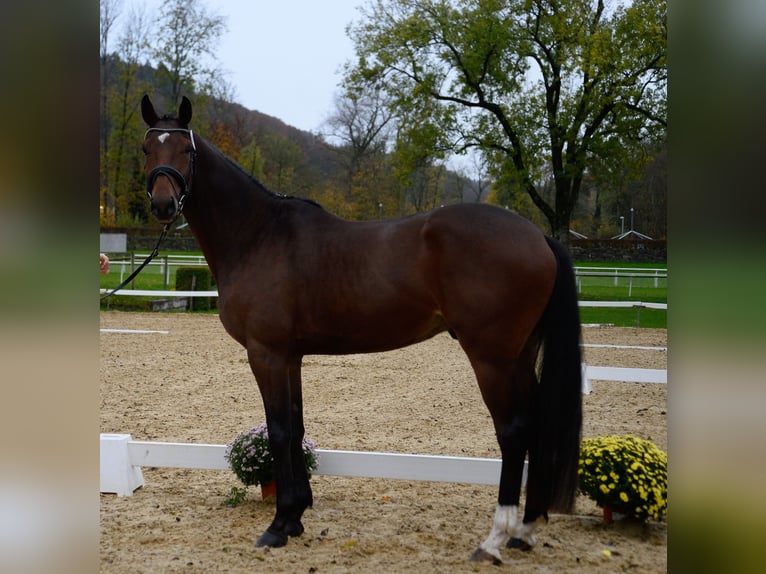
top-left (103, 260), bottom-right (666, 295)
top-left (100, 363), bottom-right (666, 496)
top-left (573, 267), bottom-right (667, 297)
top-left (99, 288), bottom-right (666, 311)
top-left (100, 434), bottom-right (508, 496)
top-left (108, 254), bottom-right (209, 289)
top-left (574, 266), bottom-right (667, 284)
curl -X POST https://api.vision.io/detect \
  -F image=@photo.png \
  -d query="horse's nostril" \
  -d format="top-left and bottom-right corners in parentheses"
top-left (151, 198), bottom-right (177, 221)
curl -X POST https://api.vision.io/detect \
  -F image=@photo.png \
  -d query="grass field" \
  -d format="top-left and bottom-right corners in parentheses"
top-left (100, 254), bottom-right (667, 328)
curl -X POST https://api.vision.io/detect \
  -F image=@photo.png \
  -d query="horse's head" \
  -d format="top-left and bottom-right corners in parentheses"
top-left (140, 95), bottom-right (196, 224)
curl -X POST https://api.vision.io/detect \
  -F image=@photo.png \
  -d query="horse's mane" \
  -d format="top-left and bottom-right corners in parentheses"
top-left (204, 134), bottom-right (324, 210)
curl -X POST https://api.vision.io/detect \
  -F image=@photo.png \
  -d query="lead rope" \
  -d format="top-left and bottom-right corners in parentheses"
top-left (99, 224), bottom-right (170, 301)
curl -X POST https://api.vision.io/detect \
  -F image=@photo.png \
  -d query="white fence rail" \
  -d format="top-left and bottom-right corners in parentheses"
top-left (573, 267), bottom-right (667, 296)
top-left (579, 301), bottom-right (666, 310)
top-left (106, 259), bottom-right (665, 278)
top-left (99, 434), bottom-right (508, 496)
top-left (100, 289), bottom-right (218, 297)
top-left (103, 258), bottom-right (666, 294)
top-left (574, 267), bottom-right (667, 282)
top-left (586, 366), bottom-right (666, 384)
top-left (107, 254), bottom-right (208, 289)
top-left (100, 363), bottom-right (666, 496)
top-left (99, 288), bottom-right (667, 312)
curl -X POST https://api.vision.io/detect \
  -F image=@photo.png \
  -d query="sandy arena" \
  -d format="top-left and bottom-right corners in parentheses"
top-left (100, 311), bottom-right (667, 573)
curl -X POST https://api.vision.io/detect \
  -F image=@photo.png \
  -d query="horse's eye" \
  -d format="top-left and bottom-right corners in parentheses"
top-left (184, 146), bottom-right (194, 154)
top-left (142, 145), bottom-right (149, 156)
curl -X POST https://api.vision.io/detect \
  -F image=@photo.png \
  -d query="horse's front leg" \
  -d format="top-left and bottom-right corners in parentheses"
top-left (247, 347), bottom-right (312, 548)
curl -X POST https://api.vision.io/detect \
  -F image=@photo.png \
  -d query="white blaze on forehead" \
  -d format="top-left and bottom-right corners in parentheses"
top-left (158, 132), bottom-right (170, 143)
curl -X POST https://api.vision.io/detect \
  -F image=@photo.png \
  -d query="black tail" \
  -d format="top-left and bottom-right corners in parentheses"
top-left (527, 236), bottom-right (583, 513)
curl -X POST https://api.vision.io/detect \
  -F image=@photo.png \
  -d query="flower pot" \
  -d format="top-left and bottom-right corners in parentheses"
top-left (602, 505), bottom-right (625, 523)
top-left (260, 480), bottom-right (277, 499)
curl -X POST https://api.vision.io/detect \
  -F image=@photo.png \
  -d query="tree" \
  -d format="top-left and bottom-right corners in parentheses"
top-left (323, 89), bottom-right (395, 217)
top-left (106, 4), bottom-right (153, 225)
top-left (99, 0), bottom-right (231, 225)
top-left (456, 152), bottom-right (493, 203)
top-left (100, 0), bottom-right (122, 222)
top-left (150, 0), bottom-right (227, 107)
top-left (239, 137), bottom-right (266, 181)
top-left (261, 133), bottom-right (304, 194)
top-left (346, 0), bottom-right (667, 244)
top-left (100, 0), bottom-right (157, 224)
top-left (598, 140), bottom-right (666, 238)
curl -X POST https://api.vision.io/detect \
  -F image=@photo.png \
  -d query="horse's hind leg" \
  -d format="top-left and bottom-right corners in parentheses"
top-left (247, 347), bottom-right (313, 547)
top-left (467, 343), bottom-right (540, 564)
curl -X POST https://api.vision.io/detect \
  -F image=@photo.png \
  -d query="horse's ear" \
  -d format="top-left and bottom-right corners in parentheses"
top-left (178, 96), bottom-right (192, 126)
top-left (141, 94), bottom-right (159, 126)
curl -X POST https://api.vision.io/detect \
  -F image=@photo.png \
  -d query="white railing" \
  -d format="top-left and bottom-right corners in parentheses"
top-left (108, 254), bottom-right (209, 289)
top-left (100, 434), bottom-right (508, 496)
top-left (99, 290), bottom-right (667, 316)
top-left (574, 266), bottom-right (667, 278)
top-left (100, 363), bottom-right (666, 496)
top-left (578, 301), bottom-right (666, 309)
top-left (574, 267), bottom-right (667, 296)
top-left (99, 289), bottom-right (218, 297)
top-left (103, 257), bottom-right (666, 293)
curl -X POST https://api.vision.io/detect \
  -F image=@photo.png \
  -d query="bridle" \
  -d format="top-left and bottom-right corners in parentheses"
top-left (143, 127), bottom-right (197, 216)
top-left (100, 127), bottom-right (198, 301)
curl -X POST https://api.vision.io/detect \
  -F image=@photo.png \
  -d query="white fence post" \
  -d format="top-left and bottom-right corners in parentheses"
top-left (100, 433), bottom-right (144, 496)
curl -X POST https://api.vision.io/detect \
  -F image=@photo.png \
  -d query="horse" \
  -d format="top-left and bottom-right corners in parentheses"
top-left (140, 95), bottom-right (582, 564)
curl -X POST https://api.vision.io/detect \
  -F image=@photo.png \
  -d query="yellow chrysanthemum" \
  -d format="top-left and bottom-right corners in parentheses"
top-left (578, 435), bottom-right (667, 521)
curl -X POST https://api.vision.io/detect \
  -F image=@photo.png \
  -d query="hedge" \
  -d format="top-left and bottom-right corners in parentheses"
top-left (175, 267), bottom-right (216, 311)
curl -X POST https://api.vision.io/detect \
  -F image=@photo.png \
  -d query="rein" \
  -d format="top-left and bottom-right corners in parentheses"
top-left (100, 128), bottom-right (197, 301)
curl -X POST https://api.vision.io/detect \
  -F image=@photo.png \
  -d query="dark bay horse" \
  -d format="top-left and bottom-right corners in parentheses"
top-left (140, 95), bottom-right (582, 564)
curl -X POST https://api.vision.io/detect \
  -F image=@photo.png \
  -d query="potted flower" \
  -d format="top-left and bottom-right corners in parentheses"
top-left (225, 422), bottom-right (319, 501)
top-left (578, 434), bottom-right (667, 522)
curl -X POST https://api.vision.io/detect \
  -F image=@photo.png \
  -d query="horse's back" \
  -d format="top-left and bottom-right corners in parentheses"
top-left (423, 203), bottom-right (550, 257)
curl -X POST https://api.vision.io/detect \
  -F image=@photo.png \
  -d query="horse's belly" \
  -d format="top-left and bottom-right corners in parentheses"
top-left (298, 311), bottom-right (448, 355)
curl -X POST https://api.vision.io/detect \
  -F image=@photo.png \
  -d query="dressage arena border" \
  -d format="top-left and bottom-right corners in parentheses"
top-left (99, 289), bottom-right (668, 312)
top-left (100, 365), bottom-right (666, 497)
top-left (100, 436), bottom-right (513, 497)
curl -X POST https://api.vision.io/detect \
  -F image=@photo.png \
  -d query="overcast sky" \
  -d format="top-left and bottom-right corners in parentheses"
top-left (109, 0), bottom-right (363, 133)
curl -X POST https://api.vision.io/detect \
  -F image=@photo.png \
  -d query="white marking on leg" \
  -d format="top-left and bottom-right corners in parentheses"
top-left (479, 504), bottom-right (518, 562)
top-left (158, 132), bottom-right (170, 143)
top-left (515, 514), bottom-right (546, 547)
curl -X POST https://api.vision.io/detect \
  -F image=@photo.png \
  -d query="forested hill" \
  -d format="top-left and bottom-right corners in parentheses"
top-left (101, 55), bottom-right (343, 187)
top-left (100, 55), bottom-right (473, 226)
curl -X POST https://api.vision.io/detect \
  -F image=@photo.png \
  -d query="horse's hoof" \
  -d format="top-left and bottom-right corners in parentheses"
top-left (469, 548), bottom-right (502, 565)
top-left (284, 520), bottom-right (304, 537)
top-left (506, 537), bottom-right (533, 551)
top-left (256, 529), bottom-right (288, 548)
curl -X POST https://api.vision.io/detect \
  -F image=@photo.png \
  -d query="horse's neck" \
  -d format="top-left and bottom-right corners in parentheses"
top-left (183, 139), bottom-right (280, 282)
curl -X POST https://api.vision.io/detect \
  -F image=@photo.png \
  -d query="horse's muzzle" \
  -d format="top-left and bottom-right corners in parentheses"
top-left (146, 165), bottom-right (189, 223)
top-left (150, 194), bottom-right (179, 223)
